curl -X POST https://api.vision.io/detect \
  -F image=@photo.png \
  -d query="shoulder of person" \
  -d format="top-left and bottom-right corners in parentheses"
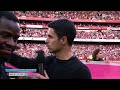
top-left (73, 56), bottom-right (90, 70)
top-left (45, 55), bottom-right (56, 64)
top-left (72, 56), bottom-right (85, 64)
top-left (70, 56), bottom-right (92, 79)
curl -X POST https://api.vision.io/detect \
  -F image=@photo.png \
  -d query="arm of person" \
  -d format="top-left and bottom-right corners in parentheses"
top-left (8, 53), bottom-right (39, 70)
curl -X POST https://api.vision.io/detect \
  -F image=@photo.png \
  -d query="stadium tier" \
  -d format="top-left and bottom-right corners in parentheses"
top-left (12, 11), bottom-right (120, 61)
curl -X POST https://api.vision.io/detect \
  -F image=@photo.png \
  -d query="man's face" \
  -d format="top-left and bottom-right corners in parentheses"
top-left (0, 17), bottom-right (20, 57)
top-left (45, 28), bottom-right (63, 53)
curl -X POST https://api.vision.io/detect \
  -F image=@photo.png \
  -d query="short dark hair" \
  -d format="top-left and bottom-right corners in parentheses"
top-left (0, 11), bottom-right (19, 23)
top-left (48, 19), bottom-right (76, 46)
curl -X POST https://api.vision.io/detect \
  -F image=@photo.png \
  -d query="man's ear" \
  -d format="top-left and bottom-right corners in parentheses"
top-left (60, 36), bottom-right (67, 45)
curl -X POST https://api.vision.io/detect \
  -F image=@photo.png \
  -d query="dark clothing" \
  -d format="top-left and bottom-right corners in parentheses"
top-left (5, 66), bottom-right (19, 79)
top-left (44, 55), bottom-right (91, 79)
top-left (92, 58), bottom-right (103, 61)
top-left (0, 63), bottom-right (9, 79)
top-left (0, 57), bottom-right (9, 79)
top-left (0, 53), bottom-right (39, 79)
top-left (0, 61), bottom-right (18, 79)
top-left (9, 53), bottom-right (39, 72)
top-left (8, 54), bottom-right (92, 79)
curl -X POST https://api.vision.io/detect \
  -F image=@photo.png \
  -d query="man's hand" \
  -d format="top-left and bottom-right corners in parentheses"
top-left (18, 70), bottom-right (49, 79)
top-left (36, 70), bottom-right (49, 79)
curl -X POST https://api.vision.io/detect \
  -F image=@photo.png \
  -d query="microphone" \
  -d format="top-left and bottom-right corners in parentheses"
top-left (35, 50), bottom-right (45, 76)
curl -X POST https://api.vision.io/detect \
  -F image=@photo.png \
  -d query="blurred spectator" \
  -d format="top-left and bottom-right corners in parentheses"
top-left (92, 48), bottom-right (104, 61)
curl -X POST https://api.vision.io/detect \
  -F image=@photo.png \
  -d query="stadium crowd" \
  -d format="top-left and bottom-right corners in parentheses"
top-left (20, 28), bottom-right (120, 39)
top-left (20, 29), bottom-right (47, 38)
top-left (14, 43), bottom-right (120, 61)
top-left (12, 11), bottom-right (120, 61)
top-left (13, 11), bottom-right (120, 20)
top-left (20, 21), bottom-right (120, 28)
top-left (76, 30), bottom-right (119, 39)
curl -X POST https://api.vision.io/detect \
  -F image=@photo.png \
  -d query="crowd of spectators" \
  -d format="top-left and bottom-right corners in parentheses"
top-left (14, 43), bottom-right (51, 58)
top-left (12, 11), bottom-right (120, 20)
top-left (20, 29), bottom-right (47, 38)
top-left (14, 43), bottom-right (120, 61)
top-left (12, 11), bottom-right (120, 61)
top-left (72, 44), bottom-right (120, 61)
top-left (20, 21), bottom-right (120, 28)
top-left (20, 28), bottom-right (120, 39)
top-left (76, 30), bottom-right (119, 39)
